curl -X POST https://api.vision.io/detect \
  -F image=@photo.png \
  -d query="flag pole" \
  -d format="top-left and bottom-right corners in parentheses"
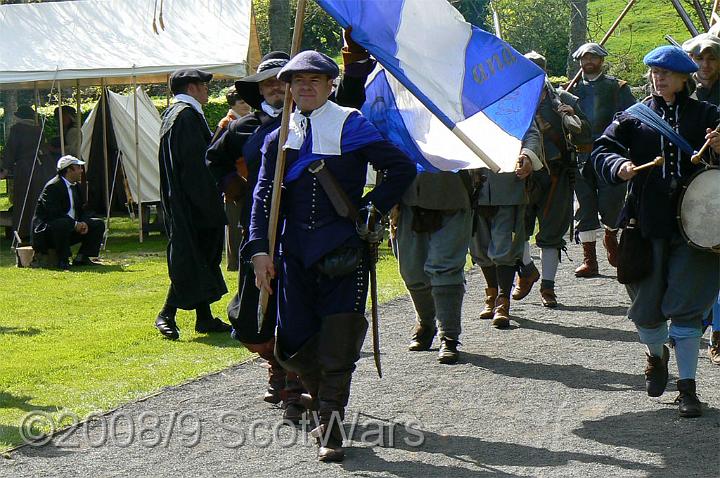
top-left (257, 0), bottom-right (307, 331)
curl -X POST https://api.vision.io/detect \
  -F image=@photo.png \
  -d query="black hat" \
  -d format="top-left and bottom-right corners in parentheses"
top-left (235, 51), bottom-right (290, 109)
top-left (169, 68), bottom-right (213, 94)
top-left (277, 50), bottom-right (340, 83)
top-left (14, 105), bottom-right (35, 120)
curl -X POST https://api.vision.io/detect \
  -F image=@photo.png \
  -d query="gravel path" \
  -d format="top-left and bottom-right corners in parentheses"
top-left (3, 245), bottom-right (720, 477)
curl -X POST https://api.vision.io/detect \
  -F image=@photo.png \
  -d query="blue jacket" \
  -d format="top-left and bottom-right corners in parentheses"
top-left (591, 91), bottom-right (720, 238)
top-left (242, 112), bottom-right (416, 268)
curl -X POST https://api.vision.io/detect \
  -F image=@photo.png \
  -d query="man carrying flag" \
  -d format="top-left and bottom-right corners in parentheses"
top-left (244, 51), bottom-right (415, 461)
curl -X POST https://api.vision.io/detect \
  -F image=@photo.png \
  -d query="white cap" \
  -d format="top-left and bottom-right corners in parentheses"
top-left (56, 155), bottom-right (85, 171)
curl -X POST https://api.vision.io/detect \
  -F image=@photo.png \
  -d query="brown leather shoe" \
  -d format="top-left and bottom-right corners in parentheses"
top-left (408, 324), bottom-right (437, 351)
top-left (512, 263), bottom-right (540, 301)
top-left (491, 295), bottom-right (510, 328)
top-left (479, 287), bottom-right (498, 320)
top-left (575, 242), bottom-right (599, 278)
top-left (603, 229), bottom-right (619, 267)
top-left (540, 288), bottom-right (557, 307)
top-left (312, 423), bottom-right (345, 462)
top-left (709, 331), bottom-right (720, 365)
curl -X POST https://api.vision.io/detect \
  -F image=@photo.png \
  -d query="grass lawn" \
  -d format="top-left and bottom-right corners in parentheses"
top-left (0, 209), bottom-right (410, 452)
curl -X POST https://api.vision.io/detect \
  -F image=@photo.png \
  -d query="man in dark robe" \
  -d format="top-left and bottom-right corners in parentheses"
top-left (0, 105), bottom-right (54, 242)
top-left (155, 69), bottom-right (231, 340)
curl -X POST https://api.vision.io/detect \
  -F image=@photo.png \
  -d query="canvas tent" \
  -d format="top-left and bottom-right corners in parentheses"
top-left (81, 88), bottom-right (161, 211)
top-left (0, 0), bottom-right (260, 242)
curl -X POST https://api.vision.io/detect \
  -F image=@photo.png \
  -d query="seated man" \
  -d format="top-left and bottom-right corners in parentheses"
top-left (32, 155), bottom-right (105, 269)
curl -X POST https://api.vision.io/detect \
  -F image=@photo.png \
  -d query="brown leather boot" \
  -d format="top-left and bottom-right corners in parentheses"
top-left (480, 287), bottom-right (498, 320)
top-left (575, 242), bottom-right (599, 278)
top-left (281, 372), bottom-right (306, 424)
top-left (408, 324), bottom-right (437, 351)
top-left (603, 229), bottom-right (620, 268)
top-left (540, 287), bottom-right (557, 308)
top-left (512, 263), bottom-right (540, 301)
top-left (709, 331), bottom-right (720, 366)
top-left (491, 295), bottom-right (510, 328)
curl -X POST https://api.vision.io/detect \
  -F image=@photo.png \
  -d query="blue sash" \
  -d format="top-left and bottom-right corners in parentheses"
top-left (625, 103), bottom-right (696, 155)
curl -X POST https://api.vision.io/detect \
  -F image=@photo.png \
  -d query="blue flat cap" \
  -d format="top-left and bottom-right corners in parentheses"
top-left (643, 46), bottom-right (698, 73)
top-left (277, 50), bottom-right (340, 83)
top-left (572, 42), bottom-right (608, 60)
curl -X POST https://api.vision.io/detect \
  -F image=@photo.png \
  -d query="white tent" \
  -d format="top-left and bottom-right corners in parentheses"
top-left (81, 88), bottom-right (161, 204)
top-left (0, 0), bottom-right (257, 89)
top-left (0, 0), bottom-right (260, 242)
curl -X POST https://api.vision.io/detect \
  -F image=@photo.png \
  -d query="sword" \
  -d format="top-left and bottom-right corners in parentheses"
top-left (363, 203), bottom-right (382, 378)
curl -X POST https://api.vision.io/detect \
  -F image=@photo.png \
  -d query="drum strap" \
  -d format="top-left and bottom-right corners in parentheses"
top-left (625, 103), bottom-right (695, 155)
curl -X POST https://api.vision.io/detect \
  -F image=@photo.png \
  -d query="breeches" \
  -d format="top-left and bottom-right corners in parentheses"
top-left (627, 236), bottom-right (720, 329)
top-left (469, 204), bottom-right (525, 267)
top-left (276, 251), bottom-right (369, 355)
top-left (525, 168), bottom-right (572, 249)
top-left (393, 204), bottom-right (472, 289)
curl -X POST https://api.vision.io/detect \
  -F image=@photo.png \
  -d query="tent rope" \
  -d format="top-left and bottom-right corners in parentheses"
top-left (11, 67), bottom-right (60, 251)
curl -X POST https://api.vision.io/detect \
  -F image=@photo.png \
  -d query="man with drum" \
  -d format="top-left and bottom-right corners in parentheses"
top-left (592, 46), bottom-right (720, 418)
top-left (682, 33), bottom-right (720, 365)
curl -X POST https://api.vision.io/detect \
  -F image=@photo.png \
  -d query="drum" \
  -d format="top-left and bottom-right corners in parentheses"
top-left (678, 168), bottom-right (720, 252)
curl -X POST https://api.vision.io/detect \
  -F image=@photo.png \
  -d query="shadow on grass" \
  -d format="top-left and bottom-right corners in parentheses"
top-left (189, 334), bottom-right (244, 348)
top-left (341, 412), bottom-right (654, 477)
top-left (0, 392), bottom-right (57, 413)
top-left (0, 326), bottom-right (42, 337)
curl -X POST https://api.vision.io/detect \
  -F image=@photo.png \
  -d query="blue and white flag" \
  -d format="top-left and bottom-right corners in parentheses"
top-left (316, 0), bottom-right (545, 172)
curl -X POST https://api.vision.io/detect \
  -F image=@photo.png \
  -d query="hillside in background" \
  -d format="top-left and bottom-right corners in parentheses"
top-left (588, 0), bottom-right (710, 84)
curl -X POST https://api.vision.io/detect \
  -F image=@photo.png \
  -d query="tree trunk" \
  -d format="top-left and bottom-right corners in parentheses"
top-left (566, 0), bottom-right (588, 78)
top-left (268, 0), bottom-right (291, 52)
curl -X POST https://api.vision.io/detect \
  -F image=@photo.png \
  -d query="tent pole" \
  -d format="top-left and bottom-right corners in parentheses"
top-left (133, 72), bottom-right (143, 243)
top-left (58, 85), bottom-right (65, 156)
top-left (33, 83), bottom-right (39, 126)
top-left (100, 79), bottom-right (110, 228)
top-left (166, 74), bottom-right (170, 108)
top-left (75, 80), bottom-right (82, 153)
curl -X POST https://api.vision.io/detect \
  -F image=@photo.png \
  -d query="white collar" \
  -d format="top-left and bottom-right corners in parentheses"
top-left (261, 101), bottom-right (283, 118)
top-left (283, 101), bottom-right (356, 155)
top-left (61, 176), bottom-right (75, 187)
top-left (174, 94), bottom-right (205, 116)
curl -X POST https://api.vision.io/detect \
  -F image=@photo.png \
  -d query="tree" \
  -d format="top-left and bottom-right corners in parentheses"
top-left (567, 0), bottom-right (588, 78)
top-left (268, 0), bottom-right (291, 52)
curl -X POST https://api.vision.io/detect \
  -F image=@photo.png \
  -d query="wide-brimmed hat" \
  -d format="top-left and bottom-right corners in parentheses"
top-left (14, 105), bottom-right (35, 120)
top-left (235, 51), bottom-right (290, 109)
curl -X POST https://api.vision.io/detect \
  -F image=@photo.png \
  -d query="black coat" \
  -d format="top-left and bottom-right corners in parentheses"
top-left (32, 175), bottom-right (89, 251)
top-left (159, 102), bottom-right (227, 309)
top-left (592, 92), bottom-right (720, 238)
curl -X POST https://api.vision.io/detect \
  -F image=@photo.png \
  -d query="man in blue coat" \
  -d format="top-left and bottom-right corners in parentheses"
top-left (244, 51), bottom-right (416, 462)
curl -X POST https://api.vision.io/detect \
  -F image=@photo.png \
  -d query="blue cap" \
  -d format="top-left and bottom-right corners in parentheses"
top-left (277, 50), bottom-right (340, 83)
top-left (643, 45), bottom-right (698, 73)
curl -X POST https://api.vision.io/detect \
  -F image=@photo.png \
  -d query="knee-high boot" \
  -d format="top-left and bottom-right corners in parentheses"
top-left (313, 313), bottom-right (368, 462)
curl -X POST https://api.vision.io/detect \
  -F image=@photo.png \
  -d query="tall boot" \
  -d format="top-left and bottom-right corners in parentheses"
top-left (603, 229), bottom-right (619, 268)
top-left (315, 313), bottom-right (368, 462)
top-left (432, 285), bottom-right (464, 364)
top-left (493, 265), bottom-right (515, 328)
top-left (275, 335), bottom-right (321, 414)
top-left (407, 287), bottom-right (437, 351)
top-left (244, 339), bottom-right (286, 404)
top-left (575, 242), bottom-right (599, 278)
top-left (480, 288), bottom-right (498, 320)
top-left (281, 372), bottom-right (306, 423)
